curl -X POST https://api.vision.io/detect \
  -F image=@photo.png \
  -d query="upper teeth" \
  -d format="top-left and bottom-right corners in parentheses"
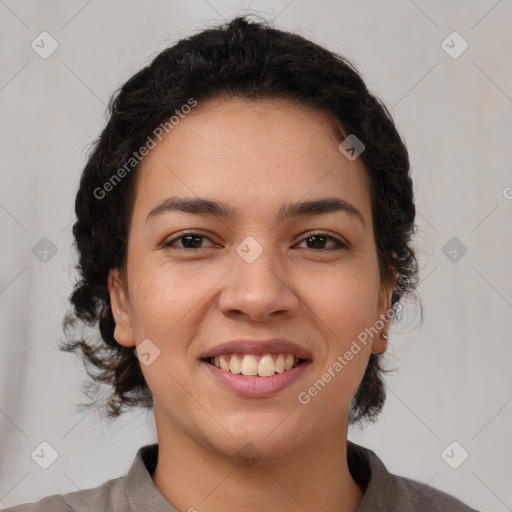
top-left (212, 353), bottom-right (299, 377)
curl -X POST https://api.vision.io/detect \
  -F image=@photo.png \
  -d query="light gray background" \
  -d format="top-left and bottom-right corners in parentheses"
top-left (1, 0), bottom-right (511, 510)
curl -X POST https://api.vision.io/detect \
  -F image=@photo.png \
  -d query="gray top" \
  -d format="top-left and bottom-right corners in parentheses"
top-left (3, 441), bottom-right (479, 511)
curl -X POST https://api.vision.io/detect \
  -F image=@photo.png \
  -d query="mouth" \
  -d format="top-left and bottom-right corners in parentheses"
top-left (201, 351), bottom-right (313, 398)
top-left (199, 338), bottom-right (313, 379)
top-left (202, 353), bottom-right (308, 378)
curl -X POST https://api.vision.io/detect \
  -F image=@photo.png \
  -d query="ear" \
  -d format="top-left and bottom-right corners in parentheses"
top-left (371, 267), bottom-right (398, 355)
top-left (108, 268), bottom-right (135, 347)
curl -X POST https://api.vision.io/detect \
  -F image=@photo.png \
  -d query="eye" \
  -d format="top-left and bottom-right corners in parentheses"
top-left (162, 232), bottom-right (219, 250)
top-left (161, 231), bottom-right (347, 251)
top-left (295, 232), bottom-right (348, 250)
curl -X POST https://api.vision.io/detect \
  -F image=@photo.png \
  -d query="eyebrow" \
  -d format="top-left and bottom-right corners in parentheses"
top-left (146, 196), bottom-right (365, 228)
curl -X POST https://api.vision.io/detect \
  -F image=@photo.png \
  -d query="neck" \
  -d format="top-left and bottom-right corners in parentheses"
top-left (151, 412), bottom-right (364, 512)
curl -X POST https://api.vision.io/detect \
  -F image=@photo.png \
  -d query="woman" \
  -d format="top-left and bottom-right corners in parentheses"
top-left (7, 15), bottom-right (478, 512)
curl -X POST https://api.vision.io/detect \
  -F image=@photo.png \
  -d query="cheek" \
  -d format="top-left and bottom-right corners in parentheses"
top-left (126, 265), bottom-right (206, 404)
top-left (127, 258), bottom-right (229, 345)
top-left (128, 268), bottom-right (195, 339)
top-left (301, 259), bottom-right (380, 341)
top-left (296, 261), bottom-right (379, 407)
top-left (129, 278), bottom-right (174, 338)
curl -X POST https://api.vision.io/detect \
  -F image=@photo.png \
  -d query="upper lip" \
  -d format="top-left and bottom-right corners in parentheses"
top-left (199, 339), bottom-right (313, 360)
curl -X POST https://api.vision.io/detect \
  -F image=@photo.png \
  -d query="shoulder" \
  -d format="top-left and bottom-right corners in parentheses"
top-left (387, 472), bottom-right (480, 511)
top-left (3, 443), bottom-right (163, 512)
top-left (2, 475), bottom-right (128, 512)
top-left (347, 440), bottom-right (480, 512)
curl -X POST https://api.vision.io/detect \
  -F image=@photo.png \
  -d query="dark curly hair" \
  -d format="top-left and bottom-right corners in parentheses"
top-left (61, 15), bottom-right (419, 424)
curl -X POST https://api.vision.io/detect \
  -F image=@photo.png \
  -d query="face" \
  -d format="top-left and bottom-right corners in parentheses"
top-left (109, 98), bottom-right (396, 462)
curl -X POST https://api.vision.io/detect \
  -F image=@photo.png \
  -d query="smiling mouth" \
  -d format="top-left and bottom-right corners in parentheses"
top-left (202, 353), bottom-right (308, 377)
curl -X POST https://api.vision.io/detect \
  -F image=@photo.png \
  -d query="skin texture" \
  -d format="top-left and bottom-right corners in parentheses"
top-left (108, 98), bottom-right (397, 511)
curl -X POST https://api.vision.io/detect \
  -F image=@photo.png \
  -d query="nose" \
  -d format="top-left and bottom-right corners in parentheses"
top-left (218, 246), bottom-right (299, 322)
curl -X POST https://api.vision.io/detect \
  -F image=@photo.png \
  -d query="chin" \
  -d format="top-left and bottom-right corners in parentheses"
top-left (217, 437), bottom-right (301, 468)
top-left (205, 417), bottom-right (309, 466)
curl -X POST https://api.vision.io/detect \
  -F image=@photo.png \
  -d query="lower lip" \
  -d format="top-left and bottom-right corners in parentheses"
top-left (202, 360), bottom-right (312, 398)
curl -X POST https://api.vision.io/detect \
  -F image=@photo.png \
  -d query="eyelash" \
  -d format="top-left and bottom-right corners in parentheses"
top-left (162, 231), bottom-right (348, 251)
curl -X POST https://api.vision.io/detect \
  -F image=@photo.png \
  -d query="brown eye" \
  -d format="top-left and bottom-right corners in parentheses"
top-left (163, 233), bottom-right (217, 249)
top-left (296, 233), bottom-right (347, 250)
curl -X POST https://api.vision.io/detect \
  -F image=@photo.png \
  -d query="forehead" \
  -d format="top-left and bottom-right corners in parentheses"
top-left (132, 98), bottom-right (372, 224)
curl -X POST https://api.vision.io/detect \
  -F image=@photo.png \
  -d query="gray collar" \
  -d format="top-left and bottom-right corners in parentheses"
top-left (125, 441), bottom-right (380, 512)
